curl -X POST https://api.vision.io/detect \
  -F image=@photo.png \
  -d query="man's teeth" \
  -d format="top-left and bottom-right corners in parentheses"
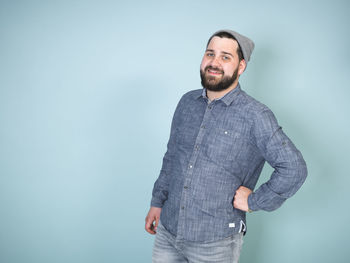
top-left (208, 69), bottom-right (222, 74)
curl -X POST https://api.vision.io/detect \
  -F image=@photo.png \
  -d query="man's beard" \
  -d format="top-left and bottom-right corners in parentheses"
top-left (200, 66), bottom-right (239, 92)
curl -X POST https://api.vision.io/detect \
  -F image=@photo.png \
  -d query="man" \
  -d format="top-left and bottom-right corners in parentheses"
top-left (145, 29), bottom-right (307, 263)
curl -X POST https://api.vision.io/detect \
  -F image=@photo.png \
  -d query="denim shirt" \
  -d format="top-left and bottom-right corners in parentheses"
top-left (151, 84), bottom-right (307, 242)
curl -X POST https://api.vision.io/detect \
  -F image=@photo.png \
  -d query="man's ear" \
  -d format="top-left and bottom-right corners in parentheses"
top-left (238, 60), bottom-right (246, 75)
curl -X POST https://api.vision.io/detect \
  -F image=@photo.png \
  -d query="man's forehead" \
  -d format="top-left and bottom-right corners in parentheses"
top-left (207, 36), bottom-right (239, 52)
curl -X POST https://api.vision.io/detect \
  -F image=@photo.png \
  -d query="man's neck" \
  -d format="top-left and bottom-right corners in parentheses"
top-left (206, 81), bottom-right (238, 101)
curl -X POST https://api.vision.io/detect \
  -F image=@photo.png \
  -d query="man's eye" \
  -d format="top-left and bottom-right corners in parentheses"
top-left (207, 53), bottom-right (214, 57)
top-left (222, 56), bottom-right (230, 60)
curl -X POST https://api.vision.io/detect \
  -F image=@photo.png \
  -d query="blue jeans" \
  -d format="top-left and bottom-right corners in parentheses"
top-left (152, 222), bottom-right (243, 263)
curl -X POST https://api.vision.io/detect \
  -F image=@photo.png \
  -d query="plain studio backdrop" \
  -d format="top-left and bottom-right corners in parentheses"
top-left (0, 0), bottom-right (349, 262)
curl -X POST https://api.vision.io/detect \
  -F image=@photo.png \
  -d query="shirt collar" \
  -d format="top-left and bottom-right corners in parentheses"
top-left (197, 83), bottom-right (242, 106)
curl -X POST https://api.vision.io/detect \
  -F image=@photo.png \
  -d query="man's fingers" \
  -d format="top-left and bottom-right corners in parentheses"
top-left (145, 216), bottom-right (156, 234)
top-left (154, 217), bottom-right (159, 231)
top-left (145, 207), bottom-right (162, 235)
top-left (233, 199), bottom-right (240, 208)
top-left (145, 220), bottom-right (156, 234)
top-left (233, 186), bottom-right (252, 212)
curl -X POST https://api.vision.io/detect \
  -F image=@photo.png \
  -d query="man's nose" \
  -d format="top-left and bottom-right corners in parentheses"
top-left (210, 56), bottom-right (220, 67)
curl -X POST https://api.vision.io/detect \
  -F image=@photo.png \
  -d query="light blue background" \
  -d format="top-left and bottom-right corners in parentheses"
top-left (1, 0), bottom-right (349, 262)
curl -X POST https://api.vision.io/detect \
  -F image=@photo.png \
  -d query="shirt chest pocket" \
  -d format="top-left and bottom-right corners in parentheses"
top-left (205, 128), bottom-right (243, 163)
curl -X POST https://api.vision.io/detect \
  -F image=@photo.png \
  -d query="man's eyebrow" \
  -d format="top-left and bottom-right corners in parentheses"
top-left (221, 51), bottom-right (234, 57)
top-left (205, 49), bottom-right (234, 57)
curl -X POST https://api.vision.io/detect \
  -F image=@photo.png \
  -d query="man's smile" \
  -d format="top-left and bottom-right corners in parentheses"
top-left (207, 67), bottom-right (223, 76)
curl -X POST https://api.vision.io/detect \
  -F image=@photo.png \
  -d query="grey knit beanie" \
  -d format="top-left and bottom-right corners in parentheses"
top-left (210, 29), bottom-right (255, 63)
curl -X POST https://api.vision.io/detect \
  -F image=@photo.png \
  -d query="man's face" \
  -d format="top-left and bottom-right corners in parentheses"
top-left (200, 36), bottom-right (245, 91)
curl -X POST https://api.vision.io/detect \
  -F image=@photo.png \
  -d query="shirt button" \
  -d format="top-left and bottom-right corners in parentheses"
top-left (208, 106), bottom-right (212, 109)
top-left (189, 165), bottom-right (193, 169)
top-left (224, 131), bottom-right (228, 135)
top-left (184, 186), bottom-right (188, 189)
top-left (201, 125), bottom-right (206, 129)
top-left (195, 145), bottom-right (199, 150)
top-left (181, 206), bottom-right (185, 209)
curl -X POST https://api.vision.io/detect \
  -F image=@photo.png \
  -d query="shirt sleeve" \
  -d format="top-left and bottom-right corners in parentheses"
top-left (150, 96), bottom-right (184, 208)
top-left (248, 109), bottom-right (308, 212)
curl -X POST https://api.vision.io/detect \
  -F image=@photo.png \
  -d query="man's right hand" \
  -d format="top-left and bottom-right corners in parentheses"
top-left (145, 207), bottom-right (162, 235)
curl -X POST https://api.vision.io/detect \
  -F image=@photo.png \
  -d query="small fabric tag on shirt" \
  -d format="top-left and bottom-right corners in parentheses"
top-left (229, 223), bottom-right (235, 228)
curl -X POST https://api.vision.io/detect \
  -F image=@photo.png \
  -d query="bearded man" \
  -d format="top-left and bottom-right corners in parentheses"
top-left (145, 29), bottom-right (307, 263)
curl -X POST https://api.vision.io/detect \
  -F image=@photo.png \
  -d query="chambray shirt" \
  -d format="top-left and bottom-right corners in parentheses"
top-left (151, 84), bottom-right (307, 242)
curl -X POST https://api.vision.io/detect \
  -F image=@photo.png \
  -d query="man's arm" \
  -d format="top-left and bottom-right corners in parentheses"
top-left (145, 96), bottom-right (184, 234)
top-left (239, 109), bottom-right (307, 212)
top-left (150, 97), bottom-right (183, 208)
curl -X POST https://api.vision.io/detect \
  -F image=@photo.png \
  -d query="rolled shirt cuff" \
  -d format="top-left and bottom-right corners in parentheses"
top-left (150, 198), bottom-right (164, 208)
top-left (247, 192), bottom-right (260, 212)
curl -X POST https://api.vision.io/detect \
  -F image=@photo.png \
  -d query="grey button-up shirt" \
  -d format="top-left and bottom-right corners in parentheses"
top-left (151, 84), bottom-right (307, 242)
